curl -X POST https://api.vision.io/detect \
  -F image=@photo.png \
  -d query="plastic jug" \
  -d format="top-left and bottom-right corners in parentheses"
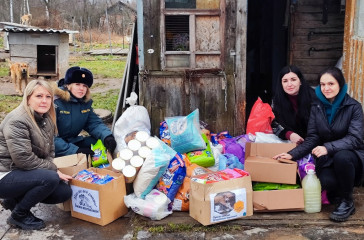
top-left (302, 169), bottom-right (322, 213)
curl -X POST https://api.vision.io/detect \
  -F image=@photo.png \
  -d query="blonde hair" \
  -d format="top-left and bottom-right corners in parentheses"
top-left (22, 80), bottom-right (57, 134)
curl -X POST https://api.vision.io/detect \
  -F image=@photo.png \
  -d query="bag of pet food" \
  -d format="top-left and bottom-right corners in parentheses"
top-left (91, 139), bottom-right (109, 167)
top-left (165, 109), bottom-right (205, 153)
top-left (186, 134), bottom-right (214, 167)
top-left (156, 153), bottom-right (186, 203)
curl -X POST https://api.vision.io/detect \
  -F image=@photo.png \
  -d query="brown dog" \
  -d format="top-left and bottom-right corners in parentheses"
top-left (10, 62), bottom-right (29, 95)
top-left (20, 14), bottom-right (32, 26)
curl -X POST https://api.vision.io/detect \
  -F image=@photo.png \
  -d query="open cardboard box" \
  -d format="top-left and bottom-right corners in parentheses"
top-left (244, 143), bottom-right (297, 184)
top-left (53, 154), bottom-right (88, 211)
top-left (189, 175), bottom-right (253, 226)
top-left (70, 167), bottom-right (128, 226)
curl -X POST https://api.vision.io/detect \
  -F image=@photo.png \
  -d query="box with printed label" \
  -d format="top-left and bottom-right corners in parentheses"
top-left (70, 168), bottom-right (128, 226)
top-left (53, 153), bottom-right (88, 211)
top-left (244, 143), bottom-right (297, 184)
top-left (189, 175), bottom-right (253, 226)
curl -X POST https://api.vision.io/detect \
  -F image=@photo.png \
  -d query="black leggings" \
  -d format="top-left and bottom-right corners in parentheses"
top-left (0, 169), bottom-right (72, 211)
top-left (317, 150), bottom-right (362, 200)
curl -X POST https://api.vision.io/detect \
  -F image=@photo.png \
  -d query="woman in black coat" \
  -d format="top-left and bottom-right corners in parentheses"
top-left (274, 67), bottom-right (364, 222)
top-left (271, 65), bottom-right (315, 144)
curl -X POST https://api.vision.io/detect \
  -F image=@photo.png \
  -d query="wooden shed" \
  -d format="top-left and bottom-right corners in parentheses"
top-left (125, 0), bottom-right (349, 136)
top-left (0, 23), bottom-right (76, 79)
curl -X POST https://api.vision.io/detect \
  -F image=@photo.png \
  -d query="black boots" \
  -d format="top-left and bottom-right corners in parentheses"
top-left (0, 199), bottom-right (17, 211)
top-left (7, 208), bottom-right (46, 230)
top-left (329, 199), bottom-right (355, 222)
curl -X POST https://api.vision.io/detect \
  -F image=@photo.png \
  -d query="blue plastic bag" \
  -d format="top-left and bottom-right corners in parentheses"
top-left (165, 109), bottom-right (205, 153)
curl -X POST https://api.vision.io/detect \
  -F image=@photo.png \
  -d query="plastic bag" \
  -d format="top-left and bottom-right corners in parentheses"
top-left (133, 138), bottom-right (176, 199)
top-left (219, 134), bottom-right (250, 164)
top-left (255, 132), bottom-right (290, 143)
top-left (172, 177), bottom-right (190, 211)
top-left (124, 189), bottom-right (172, 220)
top-left (298, 154), bottom-right (315, 181)
top-left (156, 152), bottom-right (186, 203)
top-left (165, 109), bottom-right (205, 153)
top-left (91, 139), bottom-right (109, 167)
top-left (218, 153), bottom-right (244, 170)
top-left (246, 97), bottom-right (275, 135)
top-left (114, 92), bottom-right (151, 153)
top-left (186, 134), bottom-right (215, 167)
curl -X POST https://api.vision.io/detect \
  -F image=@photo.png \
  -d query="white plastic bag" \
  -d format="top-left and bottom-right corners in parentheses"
top-left (133, 138), bottom-right (176, 199)
top-left (254, 132), bottom-right (290, 143)
top-left (124, 189), bottom-right (172, 220)
top-left (114, 92), bottom-right (151, 153)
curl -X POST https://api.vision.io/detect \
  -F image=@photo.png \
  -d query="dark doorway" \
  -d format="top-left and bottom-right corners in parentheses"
top-left (37, 45), bottom-right (56, 75)
top-left (246, 0), bottom-right (288, 122)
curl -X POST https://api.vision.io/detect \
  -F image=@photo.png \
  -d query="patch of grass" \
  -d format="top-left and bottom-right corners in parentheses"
top-left (69, 55), bottom-right (126, 78)
top-left (148, 223), bottom-right (243, 233)
top-left (0, 95), bottom-right (22, 113)
top-left (92, 89), bottom-right (119, 114)
top-left (0, 62), bottom-right (9, 78)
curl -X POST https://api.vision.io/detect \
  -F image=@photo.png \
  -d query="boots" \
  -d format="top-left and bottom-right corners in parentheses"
top-left (7, 208), bottom-right (45, 230)
top-left (329, 198), bottom-right (355, 222)
top-left (0, 199), bottom-right (17, 211)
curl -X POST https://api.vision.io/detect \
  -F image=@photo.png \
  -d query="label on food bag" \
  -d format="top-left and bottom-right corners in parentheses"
top-left (210, 188), bottom-right (247, 223)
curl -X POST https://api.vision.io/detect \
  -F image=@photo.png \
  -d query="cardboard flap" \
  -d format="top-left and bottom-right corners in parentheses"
top-left (54, 154), bottom-right (86, 168)
top-left (253, 202), bottom-right (267, 210)
top-left (246, 143), bottom-right (296, 158)
top-left (278, 158), bottom-right (296, 164)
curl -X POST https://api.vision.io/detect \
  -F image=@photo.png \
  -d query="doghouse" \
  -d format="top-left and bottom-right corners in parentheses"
top-left (0, 23), bottom-right (77, 79)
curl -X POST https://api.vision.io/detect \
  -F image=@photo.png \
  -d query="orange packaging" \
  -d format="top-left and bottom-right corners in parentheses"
top-left (172, 177), bottom-right (190, 211)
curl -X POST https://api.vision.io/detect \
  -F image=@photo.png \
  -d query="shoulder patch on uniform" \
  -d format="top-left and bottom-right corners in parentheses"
top-left (81, 109), bottom-right (91, 113)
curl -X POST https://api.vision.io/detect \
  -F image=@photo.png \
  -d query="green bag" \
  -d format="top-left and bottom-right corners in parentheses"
top-left (186, 134), bottom-right (215, 167)
top-left (91, 139), bottom-right (109, 167)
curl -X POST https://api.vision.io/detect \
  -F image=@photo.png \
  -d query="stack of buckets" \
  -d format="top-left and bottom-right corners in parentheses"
top-left (112, 131), bottom-right (159, 183)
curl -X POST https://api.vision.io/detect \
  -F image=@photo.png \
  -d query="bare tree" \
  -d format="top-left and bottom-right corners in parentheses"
top-left (10, 0), bottom-right (14, 22)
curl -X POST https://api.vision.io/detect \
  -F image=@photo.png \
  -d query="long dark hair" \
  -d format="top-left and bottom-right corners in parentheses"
top-left (317, 66), bottom-right (346, 89)
top-left (272, 65), bottom-right (313, 137)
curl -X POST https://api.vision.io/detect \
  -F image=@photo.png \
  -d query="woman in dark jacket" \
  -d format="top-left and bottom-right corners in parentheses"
top-left (0, 80), bottom-right (72, 230)
top-left (274, 67), bottom-right (364, 222)
top-left (271, 65), bottom-right (315, 144)
top-left (53, 66), bottom-right (117, 157)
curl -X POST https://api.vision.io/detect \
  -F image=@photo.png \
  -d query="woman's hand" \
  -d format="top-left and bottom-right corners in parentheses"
top-left (273, 153), bottom-right (293, 160)
top-left (312, 146), bottom-right (328, 158)
top-left (289, 133), bottom-right (304, 145)
top-left (57, 170), bottom-right (73, 182)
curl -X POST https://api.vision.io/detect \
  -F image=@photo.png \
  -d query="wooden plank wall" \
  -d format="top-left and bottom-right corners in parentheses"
top-left (290, 0), bottom-right (345, 85)
top-left (342, 0), bottom-right (364, 104)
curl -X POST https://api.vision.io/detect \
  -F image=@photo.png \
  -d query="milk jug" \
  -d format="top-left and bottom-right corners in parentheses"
top-left (302, 169), bottom-right (321, 213)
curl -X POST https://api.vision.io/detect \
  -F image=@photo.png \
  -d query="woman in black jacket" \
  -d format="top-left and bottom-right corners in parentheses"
top-left (274, 67), bottom-right (364, 222)
top-left (271, 65), bottom-right (315, 144)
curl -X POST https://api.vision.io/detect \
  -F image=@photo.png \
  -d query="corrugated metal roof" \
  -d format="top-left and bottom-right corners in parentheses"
top-left (0, 27), bottom-right (78, 34)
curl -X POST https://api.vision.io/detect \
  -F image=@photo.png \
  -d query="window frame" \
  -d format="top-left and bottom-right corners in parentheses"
top-left (160, 0), bottom-right (225, 70)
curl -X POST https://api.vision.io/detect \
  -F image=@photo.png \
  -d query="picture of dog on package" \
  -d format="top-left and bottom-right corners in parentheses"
top-left (213, 191), bottom-right (236, 215)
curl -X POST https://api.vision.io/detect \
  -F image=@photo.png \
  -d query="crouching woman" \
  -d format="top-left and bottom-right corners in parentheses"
top-left (0, 80), bottom-right (72, 230)
top-left (274, 67), bottom-right (364, 222)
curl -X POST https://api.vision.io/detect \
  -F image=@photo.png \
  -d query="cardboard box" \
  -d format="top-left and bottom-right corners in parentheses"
top-left (189, 175), bottom-right (253, 226)
top-left (70, 168), bottom-right (128, 226)
top-left (244, 143), bottom-right (297, 184)
top-left (53, 153), bottom-right (88, 176)
top-left (253, 189), bottom-right (304, 212)
top-left (53, 154), bottom-right (88, 211)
